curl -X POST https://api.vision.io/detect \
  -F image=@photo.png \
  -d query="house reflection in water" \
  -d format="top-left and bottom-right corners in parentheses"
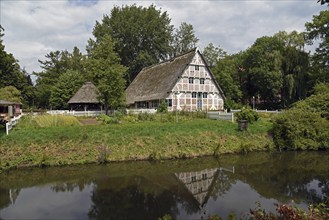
top-left (175, 167), bottom-right (235, 208)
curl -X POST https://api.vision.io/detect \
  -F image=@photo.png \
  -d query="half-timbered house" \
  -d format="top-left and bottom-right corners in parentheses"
top-left (125, 48), bottom-right (225, 111)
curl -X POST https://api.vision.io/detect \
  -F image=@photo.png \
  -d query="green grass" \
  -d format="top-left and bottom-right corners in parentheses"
top-left (0, 115), bottom-right (274, 171)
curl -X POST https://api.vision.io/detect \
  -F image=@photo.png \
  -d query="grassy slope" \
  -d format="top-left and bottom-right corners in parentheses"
top-left (0, 118), bottom-right (273, 171)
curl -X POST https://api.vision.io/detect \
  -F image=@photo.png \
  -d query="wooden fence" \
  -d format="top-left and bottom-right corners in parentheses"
top-left (6, 114), bottom-right (23, 135)
top-left (126, 109), bottom-right (157, 114)
top-left (207, 111), bottom-right (234, 122)
top-left (231, 109), bottom-right (281, 114)
top-left (47, 110), bottom-right (105, 117)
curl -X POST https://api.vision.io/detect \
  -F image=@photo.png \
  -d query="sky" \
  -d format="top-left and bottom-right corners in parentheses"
top-left (0, 0), bottom-right (325, 77)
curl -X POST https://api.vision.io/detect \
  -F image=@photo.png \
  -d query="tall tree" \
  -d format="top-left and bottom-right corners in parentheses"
top-left (92, 4), bottom-right (173, 84)
top-left (35, 47), bottom-right (86, 108)
top-left (212, 54), bottom-right (243, 108)
top-left (274, 31), bottom-right (309, 107)
top-left (49, 70), bottom-right (85, 109)
top-left (85, 35), bottom-right (127, 114)
top-left (203, 43), bottom-right (227, 68)
top-left (241, 36), bottom-right (284, 108)
top-left (305, 10), bottom-right (329, 85)
top-left (0, 26), bottom-right (35, 106)
top-left (0, 27), bottom-right (23, 90)
top-left (172, 22), bottom-right (199, 55)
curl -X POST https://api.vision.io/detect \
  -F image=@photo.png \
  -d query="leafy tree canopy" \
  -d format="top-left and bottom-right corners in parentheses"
top-left (212, 54), bottom-right (242, 108)
top-left (172, 22), bottom-right (199, 55)
top-left (35, 46), bottom-right (86, 109)
top-left (203, 43), bottom-right (227, 68)
top-left (49, 70), bottom-right (85, 110)
top-left (85, 35), bottom-right (127, 114)
top-left (0, 26), bottom-right (35, 107)
top-left (305, 10), bottom-right (329, 85)
top-left (92, 4), bottom-right (173, 84)
top-left (0, 86), bottom-right (22, 103)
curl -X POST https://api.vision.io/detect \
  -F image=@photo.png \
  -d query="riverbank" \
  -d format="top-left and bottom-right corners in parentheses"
top-left (0, 116), bottom-right (274, 171)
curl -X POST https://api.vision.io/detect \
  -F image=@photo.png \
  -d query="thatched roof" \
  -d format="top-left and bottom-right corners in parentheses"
top-left (68, 82), bottom-right (100, 104)
top-left (0, 100), bottom-right (21, 106)
top-left (125, 48), bottom-right (225, 104)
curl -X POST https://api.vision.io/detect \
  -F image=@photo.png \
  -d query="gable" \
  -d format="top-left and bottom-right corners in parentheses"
top-left (173, 51), bottom-right (225, 98)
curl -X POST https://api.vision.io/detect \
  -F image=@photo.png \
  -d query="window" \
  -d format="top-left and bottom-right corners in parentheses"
top-left (203, 93), bottom-right (208, 98)
top-left (192, 92), bottom-right (197, 98)
top-left (200, 78), bottom-right (205, 84)
top-left (189, 77), bottom-right (194, 84)
top-left (166, 99), bottom-right (172, 107)
top-left (195, 65), bottom-right (199, 71)
top-left (137, 102), bottom-right (148, 109)
top-left (152, 100), bottom-right (159, 108)
top-left (198, 92), bottom-right (202, 98)
top-left (191, 176), bottom-right (197, 182)
top-left (202, 173), bottom-right (207, 180)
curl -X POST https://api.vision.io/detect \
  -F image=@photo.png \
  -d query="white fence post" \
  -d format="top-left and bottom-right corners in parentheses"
top-left (6, 122), bottom-right (9, 135)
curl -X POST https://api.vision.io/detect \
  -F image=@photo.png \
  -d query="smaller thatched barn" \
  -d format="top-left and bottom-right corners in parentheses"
top-left (68, 82), bottom-right (102, 111)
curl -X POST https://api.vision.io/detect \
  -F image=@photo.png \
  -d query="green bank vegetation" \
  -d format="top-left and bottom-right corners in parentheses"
top-left (272, 83), bottom-right (329, 151)
top-left (0, 112), bottom-right (273, 171)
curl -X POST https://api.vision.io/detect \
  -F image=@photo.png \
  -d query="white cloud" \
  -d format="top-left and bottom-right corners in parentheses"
top-left (0, 0), bottom-right (324, 75)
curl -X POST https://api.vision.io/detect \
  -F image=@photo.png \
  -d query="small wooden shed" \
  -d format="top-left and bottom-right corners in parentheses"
top-left (0, 100), bottom-right (22, 124)
top-left (68, 82), bottom-right (103, 111)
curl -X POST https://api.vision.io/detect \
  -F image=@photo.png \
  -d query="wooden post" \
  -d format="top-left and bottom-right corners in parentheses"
top-left (6, 122), bottom-right (9, 135)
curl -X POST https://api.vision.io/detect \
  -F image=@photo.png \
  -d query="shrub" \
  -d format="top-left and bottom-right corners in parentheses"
top-left (157, 100), bottom-right (168, 113)
top-left (235, 108), bottom-right (259, 123)
top-left (97, 114), bottom-right (120, 124)
top-left (272, 109), bottom-right (329, 150)
top-left (273, 85), bottom-right (329, 151)
top-left (137, 112), bottom-right (156, 121)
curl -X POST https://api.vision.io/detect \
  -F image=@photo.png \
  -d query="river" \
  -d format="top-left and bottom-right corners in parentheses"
top-left (0, 151), bottom-right (328, 219)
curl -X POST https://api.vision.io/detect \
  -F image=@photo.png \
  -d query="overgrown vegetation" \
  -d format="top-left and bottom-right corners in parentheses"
top-left (235, 108), bottom-right (260, 123)
top-left (27, 114), bottom-right (81, 127)
top-left (272, 83), bottom-right (329, 151)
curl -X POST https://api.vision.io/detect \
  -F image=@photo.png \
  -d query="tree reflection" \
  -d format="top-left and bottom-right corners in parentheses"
top-left (88, 175), bottom-right (194, 220)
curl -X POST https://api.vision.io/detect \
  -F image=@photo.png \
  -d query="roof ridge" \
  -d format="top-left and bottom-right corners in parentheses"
top-left (142, 49), bottom-right (197, 72)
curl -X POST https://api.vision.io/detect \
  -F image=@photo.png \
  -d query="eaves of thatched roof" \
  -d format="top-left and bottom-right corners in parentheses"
top-left (0, 100), bottom-right (22, 106)
top-left (125, 48), bottom-right (225, 104)
top-left (68, 82), bottom-right (100, 104)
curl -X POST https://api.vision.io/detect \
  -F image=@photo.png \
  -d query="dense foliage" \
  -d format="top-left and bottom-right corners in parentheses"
top-left (235, 108), bottom-right (259, 123)
top-left (91, 4), bottom-right (174, 84)
top-left (0, 86), bottom-right (22, 103)
top-left (272, 83), bottom-right (329, 150)
top-left (85, 35), bottom-right (127, 114)
top-left (172, 22), bottom-right (199, 55)
top-left (49, 70), bottom-right (85, 109)
top-left (0, 26), bottom-right (34, 106)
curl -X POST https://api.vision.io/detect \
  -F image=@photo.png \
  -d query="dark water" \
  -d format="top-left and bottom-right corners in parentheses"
top-left (0, 151), bottom-right (328, 220)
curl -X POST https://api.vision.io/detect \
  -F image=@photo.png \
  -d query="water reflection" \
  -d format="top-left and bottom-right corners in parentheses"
top-left (0, 151), bottom-right (328, 219)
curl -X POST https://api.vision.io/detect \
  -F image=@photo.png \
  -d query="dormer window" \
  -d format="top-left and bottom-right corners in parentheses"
top-left (189, 77), bottom-right (194, 84)
top-left (195, 65), bottom-right (199, 71)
